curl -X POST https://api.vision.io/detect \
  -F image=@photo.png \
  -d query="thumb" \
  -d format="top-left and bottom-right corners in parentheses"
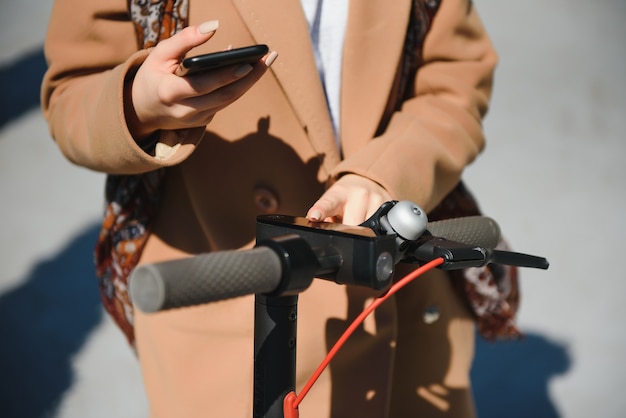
top-left (151, 20), bottom-right (220, 64)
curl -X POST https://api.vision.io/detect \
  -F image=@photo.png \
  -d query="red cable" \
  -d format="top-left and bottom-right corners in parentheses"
top-left (292, 257), bottom-right (444, 408)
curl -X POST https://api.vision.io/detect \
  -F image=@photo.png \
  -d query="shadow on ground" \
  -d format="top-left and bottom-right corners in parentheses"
top-left (0, 224), bottom-right (103, 418)
top-left (0, 47), bottom-right (47, 129)
top-left (472, 331), bottom-right (571, 417)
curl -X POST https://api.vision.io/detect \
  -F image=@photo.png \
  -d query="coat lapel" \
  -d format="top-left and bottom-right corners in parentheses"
top-left (233, 0), bottom-right (341, 171)
top-left (233, 0), bottom-right (412, 166)
top-left (340, 0), bottom-right (412, 157)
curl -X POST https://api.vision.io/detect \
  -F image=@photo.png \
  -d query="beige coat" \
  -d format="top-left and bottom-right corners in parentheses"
top-left (42, 0), bottom-right (497, 416)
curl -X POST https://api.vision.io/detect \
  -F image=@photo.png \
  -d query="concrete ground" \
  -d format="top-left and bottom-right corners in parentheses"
top-left (0, 0), bottom-right (624, 417)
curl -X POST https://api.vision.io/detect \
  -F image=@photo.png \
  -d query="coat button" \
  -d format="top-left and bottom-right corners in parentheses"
top-left (423, 304), bottom-right (440, 324)
top-left (253, 186), bottom-right (280, 213)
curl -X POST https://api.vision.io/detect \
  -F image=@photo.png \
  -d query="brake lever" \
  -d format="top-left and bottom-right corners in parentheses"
top-left (402, 234), bottom-right (549, 270)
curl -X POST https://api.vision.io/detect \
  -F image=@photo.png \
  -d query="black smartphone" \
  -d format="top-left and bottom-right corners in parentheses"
top-left (175, 44), bottom-right (269, 76)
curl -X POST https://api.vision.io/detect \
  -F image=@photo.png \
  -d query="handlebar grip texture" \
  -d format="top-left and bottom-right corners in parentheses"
top-left (129, 247), bottom-right (283, 313)
top-left (426, 216), bottom-right (501, 249)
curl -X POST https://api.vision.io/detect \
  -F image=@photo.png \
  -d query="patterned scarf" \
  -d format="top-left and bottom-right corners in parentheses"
top-left (94, 0), bottom-right (189, 346)
top-left (94, 0), bottom-right (520, 347)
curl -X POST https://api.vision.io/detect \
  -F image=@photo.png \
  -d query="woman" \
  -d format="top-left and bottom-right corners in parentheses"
top-left (42, 0), bottom-right (503, 416)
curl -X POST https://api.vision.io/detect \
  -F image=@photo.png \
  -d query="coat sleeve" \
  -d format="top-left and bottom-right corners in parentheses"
top-left (331, 0), bottom-right (498, 213)
top-left (41, 0), bottom-right (203, 174)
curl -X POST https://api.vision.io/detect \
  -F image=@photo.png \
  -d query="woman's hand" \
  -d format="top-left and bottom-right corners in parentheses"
top-left (126, 20), bottom-right (277, 140)
top-left (306, 174), bottom-right (392, 226)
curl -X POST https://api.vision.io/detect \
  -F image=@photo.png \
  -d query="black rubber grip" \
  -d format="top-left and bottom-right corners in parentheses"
top-left (129, 247), bottom-right (283, 313)
top-left (426, 216), bottom-right (501, 249)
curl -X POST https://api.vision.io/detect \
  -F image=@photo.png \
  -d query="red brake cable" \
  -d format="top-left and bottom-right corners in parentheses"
top-left (284, 257), bottom-right (445, 415)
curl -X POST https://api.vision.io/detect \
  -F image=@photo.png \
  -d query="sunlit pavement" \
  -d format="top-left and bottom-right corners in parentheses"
top-left (1, 1), bottom-right (624, 417)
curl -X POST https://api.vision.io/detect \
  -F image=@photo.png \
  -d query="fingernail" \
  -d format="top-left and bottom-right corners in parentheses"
top-left (234, 64), bottom-right (253, 77)
top-left (264, 51), bottom-right (278, 67)
top-left (198, 20), bottom-right (219, 34)
top-left (309, 209), bottom-right (322, 221)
